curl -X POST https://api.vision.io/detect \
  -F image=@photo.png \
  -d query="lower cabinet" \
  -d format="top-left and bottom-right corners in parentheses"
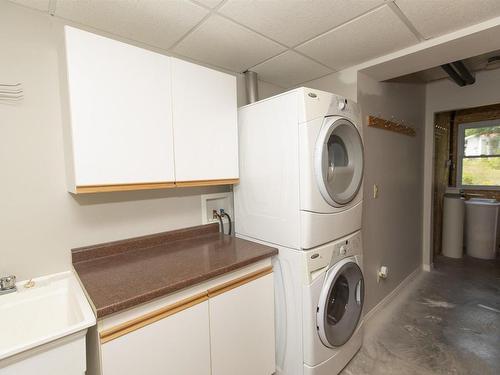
top-left (95, 266), bottom-right (275, 375)
top-left (101, 301), bottom-right (211, 375)
top-left (209, 274), bottom-right (276, 375)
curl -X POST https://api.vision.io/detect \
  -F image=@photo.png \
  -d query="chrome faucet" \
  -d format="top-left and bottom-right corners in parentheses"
top-left (0, 275), bottom-right (17, 295)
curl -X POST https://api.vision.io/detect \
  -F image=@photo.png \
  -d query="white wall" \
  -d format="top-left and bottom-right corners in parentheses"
top-left (235, 75), bottom-right (284, 107)
top-left (299, 68), bottom-right (358, 102)
top-left (243, 68), bottom-right (357, 104)
top-left (0, 1), bottom-right (283, 281)
top-left (0, 2), bottom-right (231, 280)
top-left (422, 68), bottom-right (500, 268)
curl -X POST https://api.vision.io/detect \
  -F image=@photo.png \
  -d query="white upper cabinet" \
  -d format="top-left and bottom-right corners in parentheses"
top-left (63, 26), bottom-right (175, 192)
top-left (171, 58), bottom-right (239, 183)
top-left (62, 27), bottom-right (239, 193)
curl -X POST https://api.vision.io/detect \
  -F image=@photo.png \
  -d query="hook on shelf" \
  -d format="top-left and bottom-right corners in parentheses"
top-left (367, 115), bottom-right (416, 137)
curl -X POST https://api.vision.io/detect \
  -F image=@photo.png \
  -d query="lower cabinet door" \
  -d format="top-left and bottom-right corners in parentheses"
top-left (101, 301), bottom-right (211, 375)
top-left (209, 274), bottom-right (276, 375)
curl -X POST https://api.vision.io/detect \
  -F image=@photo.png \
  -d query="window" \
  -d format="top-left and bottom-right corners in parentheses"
top-left (457, 120), bottom-right (500, 189)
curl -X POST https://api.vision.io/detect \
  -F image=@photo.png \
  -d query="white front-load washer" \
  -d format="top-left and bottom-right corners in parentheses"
top-left (302, 235), bottom-right (364, 375)
top-left (248, 231), bottom-right (364, 375)
top-left (235, 87), bottom-right (364, 250)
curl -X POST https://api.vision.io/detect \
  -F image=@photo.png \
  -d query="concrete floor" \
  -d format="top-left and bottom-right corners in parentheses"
top-left (342, 256), bottom-right (500, 375)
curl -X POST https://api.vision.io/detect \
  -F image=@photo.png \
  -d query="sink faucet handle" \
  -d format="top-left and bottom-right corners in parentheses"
top-left (0, 275), bottom-right (16, 290)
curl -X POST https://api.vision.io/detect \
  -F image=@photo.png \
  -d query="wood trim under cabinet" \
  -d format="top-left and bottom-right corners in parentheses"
top-left (175, 178), bottom-right (239, 188)
top-left (99, 266), bottom-right (272, 344)
top-left (207, 266), bottom-right (273, 298)
top-left (75, 178), bottom-right (239, 193)
top-left (76, 181), bottom-right (176, 194)
top-left (99, 292), bottom-right (209, 344)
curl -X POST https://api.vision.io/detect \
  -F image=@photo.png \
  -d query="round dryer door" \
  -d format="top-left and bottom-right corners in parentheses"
top-left (314, 117), bottom-right (364, 207)
top-left (317, 258), bottom-right (364, 347)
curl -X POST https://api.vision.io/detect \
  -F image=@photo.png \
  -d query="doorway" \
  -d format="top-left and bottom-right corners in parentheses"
top-left (432, 103), bottom-right (500, 260)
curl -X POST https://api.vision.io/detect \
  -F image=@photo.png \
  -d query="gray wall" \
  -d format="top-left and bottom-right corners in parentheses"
top-left (358, 72), bottom-right (425, 311)
top-left (0, 2), bottom-right (230, 280)
top-left (302, 69), bottom-right (426, 312)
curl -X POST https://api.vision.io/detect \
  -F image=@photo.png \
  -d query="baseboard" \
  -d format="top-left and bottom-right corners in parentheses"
top-left (422, 263), bottom-right (433, 272)
top-left (363, 266), bottom-right (422, 324)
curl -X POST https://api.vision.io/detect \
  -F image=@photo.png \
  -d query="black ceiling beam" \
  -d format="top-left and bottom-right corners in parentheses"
top-left (452, 61), bottom-right (475, 85)
top-left (441, 63), bottom-right (466, 86)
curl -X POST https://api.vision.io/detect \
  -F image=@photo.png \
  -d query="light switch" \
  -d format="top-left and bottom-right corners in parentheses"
top-left (373, 184), bottom-right (379, 199)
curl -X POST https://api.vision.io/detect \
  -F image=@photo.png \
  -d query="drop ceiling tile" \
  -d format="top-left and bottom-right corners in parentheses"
top-left (173, 14), bottom-right (286, 72)
top-left (219, 0), bottom-right (385, 47)
top-left (192, 0), bottom-right (224, 8)
top-left (296, 5), bottom-right (419, 70)
top-left (8, 0), bottom-right (50, 11)
top-left (395, 0), bottom-right (500, 39)
top-left (55, 0), bottom-right (209, 50)
top-left (251, 51), bottom-right (333, 87)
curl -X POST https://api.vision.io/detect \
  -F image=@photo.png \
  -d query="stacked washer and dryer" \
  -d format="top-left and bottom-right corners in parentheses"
top-left (234, 88), bottom-right (365, 375)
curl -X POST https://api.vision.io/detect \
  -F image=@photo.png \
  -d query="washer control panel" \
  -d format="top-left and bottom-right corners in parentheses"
top-left (330, 232), bottom-right (362, 266)
top-left (305, 231), bottom-right (362, 281)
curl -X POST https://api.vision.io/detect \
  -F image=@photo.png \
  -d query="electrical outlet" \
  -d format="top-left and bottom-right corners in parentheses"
top-left (377, 266), bottom-right (389, 283)
top-left (201, 192), bottom-right (233, 225)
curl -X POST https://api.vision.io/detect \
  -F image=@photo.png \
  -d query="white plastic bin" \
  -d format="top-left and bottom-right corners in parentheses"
top-left (442, 193), bottom-right (465, 258)
top-left (465, 198), bottom-right (500, 260)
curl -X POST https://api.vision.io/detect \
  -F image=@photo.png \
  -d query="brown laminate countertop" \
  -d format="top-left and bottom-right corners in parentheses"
top-left (72, 223), bottom-right (277, 319)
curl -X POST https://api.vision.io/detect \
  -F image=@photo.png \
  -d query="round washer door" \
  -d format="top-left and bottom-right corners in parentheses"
top-left (314, 116), bottom-right (364, 207)
top-left (317, 258), bottom-right (364, 347)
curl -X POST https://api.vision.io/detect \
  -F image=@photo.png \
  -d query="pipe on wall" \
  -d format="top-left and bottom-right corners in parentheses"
top-left (244, 70), bottom-right (259, 104)
top-left (451, 61), bottom-right (475, 85)
top-left (441, 64), bottom-right (466, 87)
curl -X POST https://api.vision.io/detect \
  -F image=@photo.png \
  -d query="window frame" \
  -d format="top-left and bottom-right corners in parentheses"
top-left (457, 119), bottom-right (500, 190)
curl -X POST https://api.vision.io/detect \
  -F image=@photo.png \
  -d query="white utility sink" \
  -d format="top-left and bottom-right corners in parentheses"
top-left (465, 198), bottom-right (500, 260)
top-left (0, 271), bottom-right (95, 374)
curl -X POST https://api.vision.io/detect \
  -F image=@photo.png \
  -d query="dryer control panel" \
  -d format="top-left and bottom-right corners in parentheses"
top-left (304, 231), bottom-right (362, 282)
top-left (326, 94), bottom-right (361, 125)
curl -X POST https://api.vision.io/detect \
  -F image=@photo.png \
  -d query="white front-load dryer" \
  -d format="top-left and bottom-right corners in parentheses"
top-left (235, 87), bottom-right (365, 250)
top-left (299, 95), bottom-right (364, 248)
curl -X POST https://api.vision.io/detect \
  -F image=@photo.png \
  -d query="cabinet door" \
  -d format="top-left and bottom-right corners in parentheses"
top-left (209, 274), bottom-right (276, 375)
top-left (64, 26), bottom-right (175, 188)
top-left (101, 301), bottom-right (211, 375)
top-left (171, 58), bottom-right (238, 182)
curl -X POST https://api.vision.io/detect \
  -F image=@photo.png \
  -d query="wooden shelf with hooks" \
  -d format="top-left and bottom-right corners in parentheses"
top-left (367, 115), bottom-right (416, 137)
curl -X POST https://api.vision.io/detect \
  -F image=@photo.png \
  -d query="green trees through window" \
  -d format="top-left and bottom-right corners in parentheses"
top-left (460, 123), bottom-right (500, 187)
